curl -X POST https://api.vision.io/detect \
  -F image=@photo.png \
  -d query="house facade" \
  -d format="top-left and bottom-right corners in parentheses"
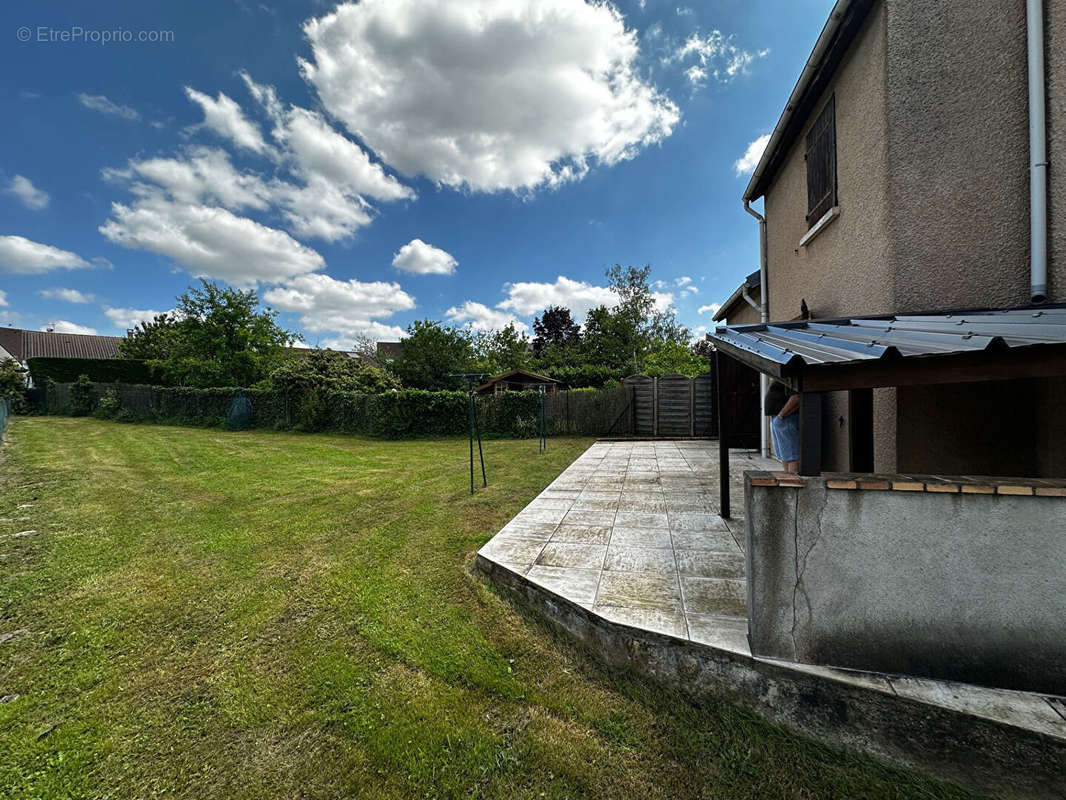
top-left (742, 0), bottom-right (1066, 476)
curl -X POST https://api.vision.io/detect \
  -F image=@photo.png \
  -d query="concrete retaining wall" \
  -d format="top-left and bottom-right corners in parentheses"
top-left (745, 474), bottom-right (1066, 695)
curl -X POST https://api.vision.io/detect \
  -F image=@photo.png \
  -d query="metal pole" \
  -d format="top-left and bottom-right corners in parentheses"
top-left (467, 388), bottom-right (475, 494)
top-left (474, 390), bottom-right (486, 487)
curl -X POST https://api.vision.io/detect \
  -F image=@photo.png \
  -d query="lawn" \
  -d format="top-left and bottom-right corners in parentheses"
top-left (0, 418), bottom-right (975, 800)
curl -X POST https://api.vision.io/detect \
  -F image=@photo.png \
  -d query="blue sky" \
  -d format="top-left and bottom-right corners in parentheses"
top-left (0, 0), bottom-right (832, 347)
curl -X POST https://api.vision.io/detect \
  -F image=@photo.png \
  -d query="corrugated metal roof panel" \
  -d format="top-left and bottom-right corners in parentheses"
top-left (709, 308), bottom-right (1066, 369)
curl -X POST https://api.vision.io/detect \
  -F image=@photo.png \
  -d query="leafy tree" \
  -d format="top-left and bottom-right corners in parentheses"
top-left (643, 339), bottom-right (710, 377)
top-left (264, 350), bottom-right (399, 395)
top-left (532, 306), bottom-right (581, 358)
top-left (69, 374), bottom-right (96, 416)
top-left (121, 280), bottom-right (298, 388)
top-left (0, 357), bottom-right (28, 413)
top-left (470, 324), bottom-right (530, 376)
top-left (390, 320), bottom-right (474, 390)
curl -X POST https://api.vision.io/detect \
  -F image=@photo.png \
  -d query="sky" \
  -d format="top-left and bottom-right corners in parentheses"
top-left (0, 0), bottom-right (833, 349)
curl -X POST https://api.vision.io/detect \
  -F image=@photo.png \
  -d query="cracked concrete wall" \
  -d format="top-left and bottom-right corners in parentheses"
top-left (745, 477), bottom-right (1066, 696)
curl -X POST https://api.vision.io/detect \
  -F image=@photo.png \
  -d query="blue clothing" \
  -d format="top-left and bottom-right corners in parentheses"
top-left (770, 413), bottom-right (799, 462)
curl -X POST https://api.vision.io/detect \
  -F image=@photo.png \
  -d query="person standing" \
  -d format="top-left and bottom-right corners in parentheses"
top-left (764, 380), bottom-right (800, 473)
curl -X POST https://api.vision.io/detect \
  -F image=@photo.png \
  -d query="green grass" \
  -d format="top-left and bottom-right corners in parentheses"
top-left (0, 418), bottom-right (977, 800)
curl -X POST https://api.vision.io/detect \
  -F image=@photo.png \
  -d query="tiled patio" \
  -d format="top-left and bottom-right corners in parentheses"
top-left (477, 439), bottom-right (1066, 797)
top-left (478, 439), bottom-right (775, 647)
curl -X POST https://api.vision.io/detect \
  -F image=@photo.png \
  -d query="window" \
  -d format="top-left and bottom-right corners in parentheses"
top-left (805, 96), bottom-right (837, 226)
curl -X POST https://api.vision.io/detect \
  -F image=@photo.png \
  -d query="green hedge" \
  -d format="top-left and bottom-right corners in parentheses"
top-left (45, 382), bottom-right (547, 439)
top-left (27, 357), bottom-right (160, 386)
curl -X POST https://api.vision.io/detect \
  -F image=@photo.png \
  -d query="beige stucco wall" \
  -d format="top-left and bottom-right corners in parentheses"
top-left (720, 286), bottom-right (762, 326)
top-left (758, 0), bottom-right (1066, 477)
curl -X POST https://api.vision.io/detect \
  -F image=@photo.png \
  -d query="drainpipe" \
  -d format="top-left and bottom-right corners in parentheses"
top-left (744, 198), bottom-right (770, 457)
top-left (1028, 0), bottom-right (1048, 303)
top-left (741, 288), bottom-right (760, 311)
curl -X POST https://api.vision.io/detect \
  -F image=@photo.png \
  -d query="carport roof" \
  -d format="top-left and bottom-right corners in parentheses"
top-left (708, 306), bottom-right (1066, 391)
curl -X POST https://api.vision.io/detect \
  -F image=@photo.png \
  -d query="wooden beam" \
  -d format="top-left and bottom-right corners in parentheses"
top-left (848, 388), bottom-right (874, 472)
top-left (715, 352), bottom-right (730, 519)
top-left (798, 391), bottom-right (823, 477)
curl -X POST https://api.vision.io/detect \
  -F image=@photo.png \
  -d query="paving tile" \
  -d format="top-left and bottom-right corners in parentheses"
top-left (562, 509), bottom-right (616, 527)
top-left (526, 566), bottom-right (601, 605)
top-left (616, 498), bottom-right (668, 513)
top-left (596, 571), bottom-right (683, 611)
top-left (669, 512), bottom-right (730, 532)
top-left (595, 606), bottom-right (688, 638)
top-left (578, 490), bottom-right (621, 501)
top-left (550, 524), bottom-right (612, 545)
top-left (681, 577), bottom-right (747, 617)
top-left (675, 549), bottom-right (745, 579)
top-left (478, 537), bottom-right (545, 569)
top-left (619, 490), bottom-right (664, 501)
top-left (527, 497), bottom-right (574, 510)
top-left (614, 511), bottom-right (670, 529)
top-left (496, 521), bottom-right (558, 541)
top-left (570, 499), bottom-right (619, 512)
top-left (604, 546), bottom-right (677, 575)
top-left (686, 614), bottom-right (750, 654)
top-left (536, 542), bottom-right (607, 569)
top-left (888, 677), bottom-right (1066, 740)
top-left (671, 530), bottom-right (739, 552)
top-left (520, 508), bottom-right (570, 524)
top-left (608, 527), bottom-right (673, 549)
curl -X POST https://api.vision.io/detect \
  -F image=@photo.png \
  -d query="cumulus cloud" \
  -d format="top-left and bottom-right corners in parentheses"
top-left (263, 273), bottom-right (414, 342)
top-left (6, 175), bottom-right (50, 210)
top-left (78, 93), bottom-right (141, 121)
top-left (99, 194), bottom-right (324, 287)
top-left (654, 275), bottom-right (698, 297)
top-left (392, 239), bottom-right (457, 275)
top-left (0, 235), bottom-right (91, 274)
top-left (184, 87), bottom-right (270, 154)
top-left (497, 275), bottom-right (673, 321)
top-left (698, 302), bottom-right (721, 315)
top-left (0, 289), bottom-right (7, 307)
top-left (104, 306), bottom-right (175, 330)
top-left (40, 288), bottom-right (95, 304)
top-left (42, 320), bottom-right (98, 335)
top-left (734, 133), bottom-right (770, 175)
top-left (445, 301), bottom-right (528, 333)
top-left (300, 0), bottom-right (679, 192)
top-left (675, 31), bottom-right (768, 88)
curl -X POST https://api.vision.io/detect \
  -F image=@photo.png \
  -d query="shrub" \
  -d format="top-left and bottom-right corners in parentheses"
top-left (70, 375), bottom-right (97, 417)
top-left (0, 357), bottom-right (29, 414)
top-left (27, 357), bottom-right (159, 386)
top-left (94, 389), bottom-right (122, 420)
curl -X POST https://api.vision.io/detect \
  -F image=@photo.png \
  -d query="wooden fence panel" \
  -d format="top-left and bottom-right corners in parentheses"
top-left (693, 371), bottom-right (716, 436)
top-left (625, 375), bottom-right (655, 435)
top-left (656, 373), bottom-right (692, 436)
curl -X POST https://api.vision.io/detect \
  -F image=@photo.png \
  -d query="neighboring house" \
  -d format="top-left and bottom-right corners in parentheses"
top-left (0, 327), bottom-right (123, 364)
top-left (712, 270), bottom-right (762, 327)
top-left (721, 0), bottom-right (1066, 477)
top-left (474, 369), bottom-right (558, 395)
top-left (375, 341), bottom-right (403, 361)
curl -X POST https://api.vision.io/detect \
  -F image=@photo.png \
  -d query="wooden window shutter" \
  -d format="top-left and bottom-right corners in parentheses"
top-left (805, 96), bottom-right (837, 226)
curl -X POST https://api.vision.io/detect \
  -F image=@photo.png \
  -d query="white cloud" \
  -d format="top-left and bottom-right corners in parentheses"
top-left (6, 175), bottom-right (50, 210)
top-left (675, 31), bottom-right (768, 88)
top-left (734, 133), bottom-right (770, 175)
top-left (40, 288), bottom-right (95, 304)
top-left (698, 302), bottom-right (721, 315)
top-left (445, 301), bottom-right (528, 334)
top-left (77, 93), bottom-right (140, 121)
top-left (110, 147), bottom-right (273, 211)
top-left (300, 0), bottom-right (680, 192)
top-left (263, 273), bottom-right (415, 342)
top-left (99, 194), bottom-right (324, 287)
top-left (392, 239), bottom-right (457, 276)
top-left (0, 289), bottom-right (7, 307)
top-left (184, 87), bottom-right (270, 154)
top-left (42, 320), bottom-right (98, 335)
top-left (0, 235), bottom-right (91, 274)
top-left (104, 306), bottom-right (174, 331)
top-left (497, 274), bottom-right (673, 321)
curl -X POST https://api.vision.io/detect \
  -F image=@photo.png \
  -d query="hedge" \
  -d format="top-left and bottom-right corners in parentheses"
top-left (27, 357), bottom-right (160, 386)
top-left (40, 382), bottom-right (550, 439)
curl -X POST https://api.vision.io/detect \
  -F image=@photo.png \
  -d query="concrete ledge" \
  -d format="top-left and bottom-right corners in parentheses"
top-left (746, 470), bottom-right (1066, 496)
top-left (477, 554), bottom-right (1066, 800)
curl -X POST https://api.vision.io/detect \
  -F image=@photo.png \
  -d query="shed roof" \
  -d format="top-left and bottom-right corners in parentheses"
top-left (0, 327), bottom-right (124, 361)
top-left (709, 307), bottom-right (1066, 391)
top-left (712, 270), bottom-right (761, 322)
top-left (475, 368), bottom-right (557, 392)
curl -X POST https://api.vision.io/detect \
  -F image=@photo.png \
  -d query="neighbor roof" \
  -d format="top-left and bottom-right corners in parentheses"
top-left (709, 307), bottom-right (1066, 391)
top-left (743, 0), bottom-right (876, 202)
top-left (475, 368), bottom-right (557, 392)
top-left (0, 327), bottom-right (124, 361)
top-left (712, 270), bottom-right (761, 322)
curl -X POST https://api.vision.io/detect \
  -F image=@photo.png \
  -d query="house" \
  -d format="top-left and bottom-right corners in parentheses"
top-left (0, 327), bottom-right (124, 365)
top-left (375, 341), bottom-right (403, 361)
top-left (711, 270), bottom-right (762, 327)
top-left (474, 369), bottom-right (558, 395)
top-left (716, 0), bottom-right (1066, 478)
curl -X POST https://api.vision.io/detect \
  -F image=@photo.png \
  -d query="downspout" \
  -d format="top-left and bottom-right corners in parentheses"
top-left (744, 198), bottom-right (770, 458)
top-left (741, 288), bottom-right (760, 310)
top-left (1028, 0), bottom-right (1048, 303)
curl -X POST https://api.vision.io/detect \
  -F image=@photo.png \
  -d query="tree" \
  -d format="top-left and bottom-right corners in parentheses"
top-left (0, 357), bottom-right (28, 413)
top-left (389, 320), bottom-right (474, 390)
top-left (531, 306), bottom-right (581, 357)
top-left (121, 280), bottom-right (298, 388)
top-left (264, 349), bottom-right (400, 395)
top-left (470, 324), bottom-right (530, 375)
top-left (643, 339), bottom-right (710, 377)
